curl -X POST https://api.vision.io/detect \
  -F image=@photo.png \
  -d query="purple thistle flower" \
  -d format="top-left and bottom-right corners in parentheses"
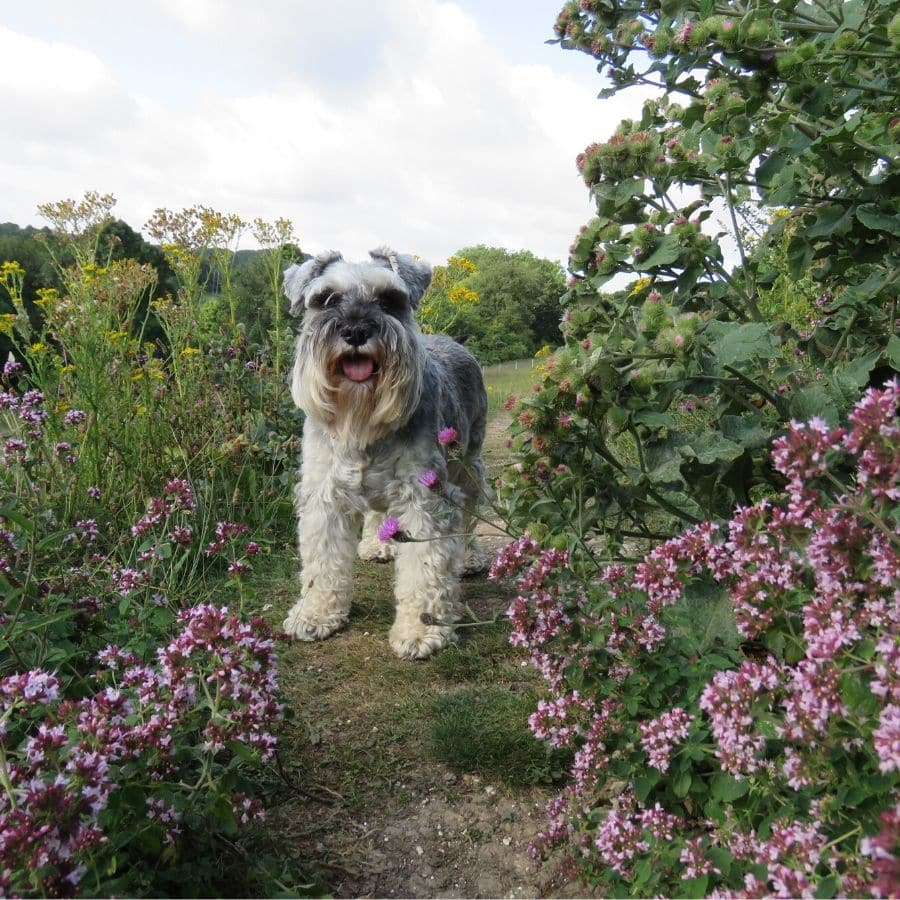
top-left (417, 469), bottom-right (440, 490)
top-left (437, 427), bottom-right (458, 446)
top-left (378, 517), bottom-right (403, 542)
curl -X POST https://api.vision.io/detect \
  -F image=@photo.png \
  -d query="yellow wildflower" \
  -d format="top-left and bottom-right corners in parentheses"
top-left (448, 285), bottom-right (478, 305)
top-left (628, 276), bottom-right (652, 296)
top-left (30, 342), bottom-right (47, 353)
top-left (59, 364), bottom-right (76, 375)
top-left (180, 347), bottom-right (200, 357)
top-left (105, 330), bottom-right (129, 345)
top-left (534, 345), bottom-right (552, 359)
top-left (448, 256), bottom-right (477, 273)
top-left (0, 314), bottom-right (15, 335)
top-left (0, 261), bottom-right (24, 278)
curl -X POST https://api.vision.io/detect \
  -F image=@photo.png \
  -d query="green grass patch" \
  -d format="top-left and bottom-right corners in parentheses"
top-left (428, 685), bottom-right (570, 786)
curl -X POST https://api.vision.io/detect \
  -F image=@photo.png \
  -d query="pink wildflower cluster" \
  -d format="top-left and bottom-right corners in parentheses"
top-left (699, 660), bottom-right (781, 776)
top-left (512, 383), bottom-right (900, 895)
top-left (639, 707), bottom-right (694, 772)
top-left (0, 605), bottom-right (281, 896)
top-left (861, 803), bottom-right (900, 898)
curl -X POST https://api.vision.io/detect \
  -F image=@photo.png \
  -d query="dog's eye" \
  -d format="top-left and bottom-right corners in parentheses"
top-left (378, 289), bottom-right (408, 315)
top-left (310, 291), bottom-right (342, 310)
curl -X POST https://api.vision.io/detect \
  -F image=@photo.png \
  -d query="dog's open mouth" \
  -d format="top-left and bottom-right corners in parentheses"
top-left (339, 354), bottom-right (378, 383)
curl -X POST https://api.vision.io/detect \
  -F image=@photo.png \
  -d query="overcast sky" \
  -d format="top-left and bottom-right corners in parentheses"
top-left (1, 1), bottom-right (656, 267)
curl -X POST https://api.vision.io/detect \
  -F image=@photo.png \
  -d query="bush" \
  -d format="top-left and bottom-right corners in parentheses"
top-left (0, 193), bottom-right (305, 895)
top-left (494, 383), bottom-right (900, 897)
top-left (501, 0), bottom-right (899, 555)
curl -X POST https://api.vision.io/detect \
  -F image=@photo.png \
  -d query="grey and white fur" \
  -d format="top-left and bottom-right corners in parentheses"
top-left (281, 247), bottom-right (488, 659)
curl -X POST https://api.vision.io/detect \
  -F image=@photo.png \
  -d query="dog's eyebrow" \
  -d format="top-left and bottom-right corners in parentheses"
top-left (308, 289), bottom-right (342, 309)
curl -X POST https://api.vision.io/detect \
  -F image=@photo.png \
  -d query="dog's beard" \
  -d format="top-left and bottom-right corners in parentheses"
top-left (291, 318), bottom-right (425, 448)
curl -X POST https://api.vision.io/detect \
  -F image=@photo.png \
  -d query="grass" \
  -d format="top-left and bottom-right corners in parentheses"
top-left (482, 357), bottom-right (542, 414)
top-left (428, 685), bottom-right (570, 786)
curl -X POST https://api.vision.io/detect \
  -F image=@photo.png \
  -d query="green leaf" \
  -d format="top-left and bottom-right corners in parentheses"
top-left (720, 415), bottom-right (773, 451)
top-left (672, 770), bottom-right (692, 798)
top-left (708, 322), bottom-right (778, 366)
top-left (635, 772), bottom-right (659, 803)
top-left (856, 204), bottom-right (900, 236)
top-left (788, 388), bottom-right (839, 425)
top-left (680, 432), bottom-right (744, 465)
top-left (805, 204), bottom-right (853, 239)
top-left (634, 235), bottom-right (683, 270)
top-left (711, 772), bottom-right (750, 802)
top-left (681, 875), bottom-right (709, 898)
top-left (888, 335), bottom-right (900, 370)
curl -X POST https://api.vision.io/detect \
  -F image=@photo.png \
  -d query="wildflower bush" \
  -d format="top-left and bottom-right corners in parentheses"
top-left (501, 0), bottom-right (899, 554)
top-left (419, 254), bottom-right (481, 337)
top-left (494, 382), bottom-right (900, 897)
top-left (0, 193), bottom-right (305, 895)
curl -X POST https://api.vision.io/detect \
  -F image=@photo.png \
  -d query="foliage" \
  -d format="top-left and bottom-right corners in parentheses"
top-left (501, 0), bottom-right (899, 554)
top-left (496, 383), bottom-right (900, 897)
top-left (419, 254), bottom-right (482, 339)
top-left (0, 193), bottom-right (309, 895)
top-left (418, 247), bottom-right (566, 364)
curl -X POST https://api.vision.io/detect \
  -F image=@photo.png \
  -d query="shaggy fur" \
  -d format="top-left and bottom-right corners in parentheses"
top-left (281, 247), bottom-right (488, 659)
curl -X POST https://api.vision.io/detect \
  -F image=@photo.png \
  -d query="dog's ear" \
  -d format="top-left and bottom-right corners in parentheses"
top-left (284, 251), bottom-right (343, 316)
top-left (369, 246), bottom-right (432, 309)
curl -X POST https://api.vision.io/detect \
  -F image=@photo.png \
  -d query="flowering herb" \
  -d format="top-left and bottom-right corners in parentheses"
top-left (499, 383), bottom-right (900, 897)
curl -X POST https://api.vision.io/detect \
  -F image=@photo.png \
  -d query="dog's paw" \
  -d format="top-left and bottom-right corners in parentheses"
top-left (389, 621), bottom-right (455, 660)
top-left (461, 542), bottom-right (488, 577)
top-left (283, 602), bottom-right (347, 641)
top-left (357, 537), bottom-right (396, 563)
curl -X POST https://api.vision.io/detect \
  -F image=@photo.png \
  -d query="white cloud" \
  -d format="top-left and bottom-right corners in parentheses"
top-left (0, 2), bottom-right (659, 268)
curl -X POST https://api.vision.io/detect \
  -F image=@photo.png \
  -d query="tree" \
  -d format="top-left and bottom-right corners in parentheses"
top-left (418, 246), bottom-right (566, 364)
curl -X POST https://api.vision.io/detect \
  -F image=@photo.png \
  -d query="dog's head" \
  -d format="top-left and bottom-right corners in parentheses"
top-left (284, 248), bottom-right (431, 446)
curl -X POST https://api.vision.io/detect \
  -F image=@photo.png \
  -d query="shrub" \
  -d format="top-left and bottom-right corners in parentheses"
top-left (496, 382), bottom-right (900, 897)
top-left (0, 195), bottom-right (301, 895)
top-left (501, 0), bottom-right (899, 555)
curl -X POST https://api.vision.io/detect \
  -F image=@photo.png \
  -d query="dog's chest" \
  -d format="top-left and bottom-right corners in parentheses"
top-left (325, 443), bottom-right (404, 512)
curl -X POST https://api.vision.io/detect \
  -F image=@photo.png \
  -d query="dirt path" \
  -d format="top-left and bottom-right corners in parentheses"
top-left (263, 413), bottom-right (591, 898)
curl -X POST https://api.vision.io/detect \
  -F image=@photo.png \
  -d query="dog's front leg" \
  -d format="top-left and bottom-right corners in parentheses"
top-left (389, 488), bottom-right (464, 660)
top-left (283, 477), bottom-right (361, 642)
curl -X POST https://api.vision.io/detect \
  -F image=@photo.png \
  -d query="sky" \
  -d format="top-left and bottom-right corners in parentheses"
top-left (0, 1), bottom-right (657, 268)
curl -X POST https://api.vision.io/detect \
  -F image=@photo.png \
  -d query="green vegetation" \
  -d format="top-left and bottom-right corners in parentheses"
top-left (420, 245), bottom-right (566, 364)
top-left (429, 686), bottom-right (569, 786)
top-left (494, 2), bottom-right (900, 897)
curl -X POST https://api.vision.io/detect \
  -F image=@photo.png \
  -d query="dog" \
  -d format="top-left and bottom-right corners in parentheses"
top-left (281, 247), bottom-right (488, 659)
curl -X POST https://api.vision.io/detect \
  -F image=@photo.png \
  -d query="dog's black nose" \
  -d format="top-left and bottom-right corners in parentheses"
top-left (340, 322), bottom-right (373, 347)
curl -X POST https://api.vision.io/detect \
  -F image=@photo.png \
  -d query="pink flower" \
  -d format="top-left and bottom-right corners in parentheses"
top-left (417, 469), bottom-right (440, 490)
top-left (377, 517), bottom-right (403, 542)
top-left (437, 427), bottom-right (458, 446)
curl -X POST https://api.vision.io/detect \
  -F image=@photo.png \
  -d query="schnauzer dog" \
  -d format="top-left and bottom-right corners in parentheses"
top-left (281, 247), bottom-right (488, 659)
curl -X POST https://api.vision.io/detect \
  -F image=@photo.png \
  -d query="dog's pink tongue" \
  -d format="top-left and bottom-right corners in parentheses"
top-left (342, 357), bottom-right (375, 382)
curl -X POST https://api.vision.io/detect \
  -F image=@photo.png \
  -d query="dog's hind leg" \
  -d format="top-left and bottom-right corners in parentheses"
top-left (357, 509), bottom-right (396, 562)
top-left (449, 456), bottom-right (489, 577)
top-left (283, 478), bottom-right (361, 642)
